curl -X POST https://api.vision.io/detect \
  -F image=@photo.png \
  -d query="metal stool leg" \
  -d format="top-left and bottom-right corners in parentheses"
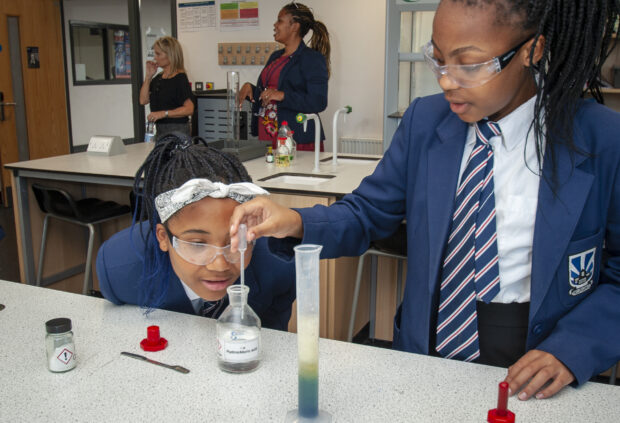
top-left (36, 214), bottom-right (50, 286)
top-left (82, 223), bottom-right (95, 295)
top-left (369, 254), bottom-right (378, 340)
top-left (348, 252), bottom-right (368, 342)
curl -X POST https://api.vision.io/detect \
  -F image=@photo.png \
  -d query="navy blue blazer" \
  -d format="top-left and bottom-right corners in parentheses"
top-left (249, 41), bottom-right (328, 145)
top-left (272, 94), bottom-right (620, 385)
top-left (96, 222), bottom-right (296, 331)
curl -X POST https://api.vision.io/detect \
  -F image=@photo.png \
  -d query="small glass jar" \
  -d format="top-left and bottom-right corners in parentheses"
top-left (265, 146), bottom-right (274, 163)
top-left (45, 318), bottom-right (77, 373)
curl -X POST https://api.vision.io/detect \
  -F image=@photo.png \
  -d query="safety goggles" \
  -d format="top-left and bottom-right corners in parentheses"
top-left (423, 38), bottom-right (531, 88)
top-left (165, 226), bottom-right (253, 266)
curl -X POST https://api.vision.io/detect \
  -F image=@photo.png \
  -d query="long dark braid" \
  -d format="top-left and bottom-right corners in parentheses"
top-left (282, 2), bottom-right (331, 76)
top-left (450, 0), bottom-right (619, 183)
top-left (132, 132), bottom-right (251, 308)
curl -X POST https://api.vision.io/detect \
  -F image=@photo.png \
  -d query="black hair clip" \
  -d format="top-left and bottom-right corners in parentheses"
top-left (158, 131), bottom-right (192, 153)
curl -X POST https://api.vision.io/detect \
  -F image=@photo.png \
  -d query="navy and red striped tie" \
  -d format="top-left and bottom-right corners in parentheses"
top-left (436, 120), bottom-right (501, 362)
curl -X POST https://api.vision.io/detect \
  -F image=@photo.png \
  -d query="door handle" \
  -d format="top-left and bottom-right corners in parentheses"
top-left (0, 91), bottom-right (16, 121)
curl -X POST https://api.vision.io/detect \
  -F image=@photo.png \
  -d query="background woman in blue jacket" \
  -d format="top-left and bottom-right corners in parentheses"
top-left (238, 2), bottom-right (330, 151)
top-left (96, 134), bottom-right (296, 330)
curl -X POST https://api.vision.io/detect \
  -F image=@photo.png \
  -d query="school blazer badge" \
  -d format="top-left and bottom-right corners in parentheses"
top-left (568, 247), bottom-right (595, 296)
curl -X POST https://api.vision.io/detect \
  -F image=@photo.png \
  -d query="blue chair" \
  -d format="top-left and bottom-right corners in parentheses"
top-left (32, 184), bottom-right (130, 294)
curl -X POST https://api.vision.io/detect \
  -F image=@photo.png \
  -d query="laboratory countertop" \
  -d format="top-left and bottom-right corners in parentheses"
top-left (1, 280), bottom-right (619, 422)
top-left (5, 143), bottom-right (380, 196)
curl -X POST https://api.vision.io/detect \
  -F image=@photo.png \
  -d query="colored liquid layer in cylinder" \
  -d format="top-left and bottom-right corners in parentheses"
top-left (298, 315), bottom-right (319, 418)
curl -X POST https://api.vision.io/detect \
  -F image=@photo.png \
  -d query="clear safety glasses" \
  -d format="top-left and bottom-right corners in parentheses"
top-left (423, 38), bottom-right (531, 88)
top-left (166, 227), bottom-right (252, 266)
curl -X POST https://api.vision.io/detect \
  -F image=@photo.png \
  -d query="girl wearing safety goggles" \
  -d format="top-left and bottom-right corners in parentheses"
top-left (231, 0), bottom-right (620, 402)
top-left (96, 134), bottom-right (296, 330)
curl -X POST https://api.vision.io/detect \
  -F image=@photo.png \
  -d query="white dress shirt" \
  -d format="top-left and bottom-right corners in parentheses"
top-left (458, 96), bottom-right (543, 303)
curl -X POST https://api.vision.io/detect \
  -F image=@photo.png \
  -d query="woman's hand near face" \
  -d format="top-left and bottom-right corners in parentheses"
top-left (145, 60), bottom-right (158, 80)
top-left (229, 197), bottom-right (303, 252)
top-left (239, 83), bottom-right (254, 107)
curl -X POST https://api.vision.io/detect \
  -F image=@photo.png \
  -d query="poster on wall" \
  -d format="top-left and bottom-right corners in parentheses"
top-left (145, 31), bottom-right (158, 60)
top-left (178, 0), bottom-right (217, 32)
top-left (114, 30), bottom-right (131, 79)
top-left (220, 1), bottom-right (259, 31)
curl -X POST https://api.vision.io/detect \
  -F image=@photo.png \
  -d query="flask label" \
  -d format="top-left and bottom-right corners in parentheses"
top-left (49, 343), bottom-right (76, 371)
top-left (217, 336), bottom-right (259, 363)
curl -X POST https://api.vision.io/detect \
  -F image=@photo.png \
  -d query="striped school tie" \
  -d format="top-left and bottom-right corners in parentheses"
top-left (435, 120), bottom-right (502, 362)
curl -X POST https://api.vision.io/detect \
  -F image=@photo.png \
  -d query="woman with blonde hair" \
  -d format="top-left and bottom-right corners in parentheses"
top-left (140, 36), bottom-right (194, 141)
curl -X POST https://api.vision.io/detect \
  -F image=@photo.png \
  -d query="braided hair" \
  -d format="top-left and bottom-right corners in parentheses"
top-left (282, 2), bottom-right (331, 76)
top-left (132, 132), bottom-right (251, 309)
top-left (449, 0), bottom-right (619, 184)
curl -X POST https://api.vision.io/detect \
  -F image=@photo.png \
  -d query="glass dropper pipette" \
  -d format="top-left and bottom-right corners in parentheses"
top-left (238, 223), bottom-right (247, 287)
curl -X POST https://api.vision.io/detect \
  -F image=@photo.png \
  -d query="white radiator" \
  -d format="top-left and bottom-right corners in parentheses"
top-left (339, 138), bottom-right (383, 155)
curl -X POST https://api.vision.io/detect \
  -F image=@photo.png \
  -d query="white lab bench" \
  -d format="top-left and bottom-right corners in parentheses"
top-left (1, 280), bottom-right (618, 422)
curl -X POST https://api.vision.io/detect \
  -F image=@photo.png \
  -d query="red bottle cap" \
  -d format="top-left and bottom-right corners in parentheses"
top-left (487, 382), bottom-right (515, 423)
top-left (140, 325), bottom-right (168, 352)
top-left (281, 120), bottom-right (288, 126)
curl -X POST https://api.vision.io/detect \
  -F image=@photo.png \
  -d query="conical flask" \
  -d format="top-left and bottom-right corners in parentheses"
top-left (216, 284), bottom-right (261, 373)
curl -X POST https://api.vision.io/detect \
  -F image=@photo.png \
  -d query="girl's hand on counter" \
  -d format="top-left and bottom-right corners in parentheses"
top-left (504, 349), bottom-right (575, 400)
top-left (239, 83), bottom-right (254, 107)
top-left (229, 197), bottom-right (303, 252)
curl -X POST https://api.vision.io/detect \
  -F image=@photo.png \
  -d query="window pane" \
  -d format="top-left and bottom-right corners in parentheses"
top-left (399, 61), bottom-right (442, 111)
top-left (69, 21), bottom-right (131, 84)
top-left (398, 61), bottom-right (412, 112)
top-left (411, 62), bottom-right (441, 99)
top-left (400, 11), bottom-right (435, 53)
top-left (72, 26), bottom-right (105, 81)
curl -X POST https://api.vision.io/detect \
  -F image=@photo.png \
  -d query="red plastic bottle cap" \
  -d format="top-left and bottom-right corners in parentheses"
top-left (140, 325), bottom-right (168, 352)
top-left (281, 120), bottom-right (288, 126)
top-left (487, 382), bottom-right (515, 423)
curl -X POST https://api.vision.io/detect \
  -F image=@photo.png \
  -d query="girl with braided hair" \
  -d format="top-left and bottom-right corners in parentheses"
top-left (231, 0), bottom-right (620, 399)
top-left (96, 133), bottom-right (295, 330)
top-left (239, 2), bottom-right (330, 151)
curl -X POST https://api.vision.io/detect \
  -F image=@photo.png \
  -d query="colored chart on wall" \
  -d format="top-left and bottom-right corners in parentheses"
top-left (178, 1), bottom-right (217, 32)
top-left (220, 1), bottom-right (259, 31)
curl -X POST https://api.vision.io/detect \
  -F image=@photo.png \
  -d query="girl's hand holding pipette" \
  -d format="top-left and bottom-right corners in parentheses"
top-left (229, 197), bottom-right (303, 253)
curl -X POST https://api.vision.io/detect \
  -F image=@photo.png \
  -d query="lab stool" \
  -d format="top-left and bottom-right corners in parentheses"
top-left (32, 184), bottom-right (130, 294)
top-left (348, 225), bottom-right (407, 343)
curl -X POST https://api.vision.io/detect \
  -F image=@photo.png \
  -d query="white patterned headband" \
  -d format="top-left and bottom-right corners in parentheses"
top-left (155, 178), bottom-right (269, 223)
